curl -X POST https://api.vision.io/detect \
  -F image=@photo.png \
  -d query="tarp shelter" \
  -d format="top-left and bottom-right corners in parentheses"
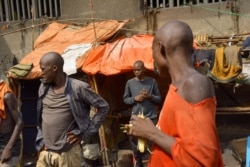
top-left (79, 34), bottom-right (169, 157)
top-left (5, 20), bottom-right (127, 163)
top-left (81, 34), bottom-right (155, 75)
top-left (79, 34), bottom-right (250, 152)
top-left (9, 27), bottom-right (250, 165)
top-left (81, 34), bottom-right (201, 75)
top-left (7, 20), bottom-right (127, 79)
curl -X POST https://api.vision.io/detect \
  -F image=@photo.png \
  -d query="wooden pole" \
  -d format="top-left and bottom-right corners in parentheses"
top-left (31, 5), bottom-right (35, 50)
top-left (217, 106), bottom-right (250, 112)
top-left (17, 81), bottom-right (23, 167)
top-left (88, 0), bottom-right (109, 165)
top-left (231, 0), bottom-right (239, 34)
top-left (92, 75), bottom-right (110, 166)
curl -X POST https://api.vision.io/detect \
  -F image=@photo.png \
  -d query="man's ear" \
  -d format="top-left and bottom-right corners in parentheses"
top-left (52, 65), bottom-right (57, 71)
top-left (159, 42), bottom-right (166, 57)
top-left (153, 61), bottom-right (159, 75)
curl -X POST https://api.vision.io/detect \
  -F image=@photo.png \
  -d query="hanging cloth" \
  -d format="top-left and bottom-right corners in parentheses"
top-left (210, 45), bottom-right (242, 83)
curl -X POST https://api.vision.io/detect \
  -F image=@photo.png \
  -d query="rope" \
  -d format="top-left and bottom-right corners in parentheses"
top-left (89, 0), bottom-right (99, 48)
top-left (0, 17), bottom-right (152, 37)
top-left (191, 3), bottom-right (250, 18)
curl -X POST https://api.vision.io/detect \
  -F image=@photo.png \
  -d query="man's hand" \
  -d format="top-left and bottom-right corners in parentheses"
top-left (140, 89), bottom-right (152, 100)
top-left (1, 148), bottom-right (12, 163)
top-left (66, 132), bottom-right (81, 145)
top-left (134, 89), bottom-right (152, 102)
top-left (128, 115), bottom-right (156, 139)
top-left (134, 94), bottom-right (145, 102)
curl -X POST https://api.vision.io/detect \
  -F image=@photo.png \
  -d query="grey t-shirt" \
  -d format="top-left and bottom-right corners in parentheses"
top-left (123, 77), bottom-right (161, 118)
top-left (42, 88), bottom-right (77, 152)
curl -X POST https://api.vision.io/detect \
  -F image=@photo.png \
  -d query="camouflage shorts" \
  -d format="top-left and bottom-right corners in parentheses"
top-left (0, 156), bottom-right (20, 167)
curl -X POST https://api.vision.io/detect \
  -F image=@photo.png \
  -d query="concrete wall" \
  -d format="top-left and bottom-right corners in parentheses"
top-left (61, 0), bottom-right (142, 21)
top-left (60, 0), bottom-right (250, 36)
top-left (0, 21), bottom-right (41, 60)
top-left (0, 0), bottom-right (249, 65)
top-left (154, 2), bottom-right (250, 36)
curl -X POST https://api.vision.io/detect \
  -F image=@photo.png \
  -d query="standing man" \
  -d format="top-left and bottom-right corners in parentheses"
top-left (0, 80), bottom-right (23, 167)
top-left (123, 60), bottom-right (161, 167)
top-left (35, 52), bottom-right (109, 167)
top-left (128, 20), bottom-right (224, 166)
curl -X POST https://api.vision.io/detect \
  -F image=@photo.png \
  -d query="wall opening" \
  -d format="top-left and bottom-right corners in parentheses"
top-left (142, 0), bottom-right (227, 8)
top-left (0, 0), bottom-right (61, 22)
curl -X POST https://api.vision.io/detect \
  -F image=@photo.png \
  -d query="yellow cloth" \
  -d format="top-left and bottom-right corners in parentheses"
top-left (0, 81), bottom-right (12, 119)
top-left (211, 46), bottom-right (242, 82)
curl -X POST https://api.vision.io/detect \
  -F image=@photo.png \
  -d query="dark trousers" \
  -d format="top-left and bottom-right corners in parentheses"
top-left (129, 117), bottom-right (158, 165)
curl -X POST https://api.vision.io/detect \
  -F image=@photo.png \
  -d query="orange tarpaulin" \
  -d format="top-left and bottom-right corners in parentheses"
top-left (81, 34), bottom-right (202, 76)
top-left (82, 34), bottom-right (155, 75)
top-left (8, 20), bottom-right (126, 79)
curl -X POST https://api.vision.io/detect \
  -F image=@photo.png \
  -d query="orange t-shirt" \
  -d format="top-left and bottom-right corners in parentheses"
top-left (148, 84), bottom-right (224, 167)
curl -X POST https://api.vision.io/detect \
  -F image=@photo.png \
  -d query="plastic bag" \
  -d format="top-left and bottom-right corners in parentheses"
top-left (82, 143), bottom-right (101, 160)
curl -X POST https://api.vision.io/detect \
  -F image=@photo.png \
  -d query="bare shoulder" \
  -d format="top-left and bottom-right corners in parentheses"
top-left (4, 92), bottom-right (16, 102)
top-left (4, 92), bottom-right (18, 111)
top-left (183, 72), bottom-right (215, 103)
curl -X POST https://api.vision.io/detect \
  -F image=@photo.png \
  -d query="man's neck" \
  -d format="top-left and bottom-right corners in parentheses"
top-left (53, 73), bottom-right (66, 93)
top-left (136, 76), bottom-right (146, 81)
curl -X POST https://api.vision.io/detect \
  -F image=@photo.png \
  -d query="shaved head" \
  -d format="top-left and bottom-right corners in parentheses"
top-left (156, 20), bottom-right (193, 55)
top-left (134, 60), bottom-right (144, 68)
top-left (39, 52), bottom-right (65, 84)
top-left (152, 20), bottom-right (194, 77)
top-left (40, 52), bottom-right (64, 70)
top-left (133, 60), bottom-right (145, 80)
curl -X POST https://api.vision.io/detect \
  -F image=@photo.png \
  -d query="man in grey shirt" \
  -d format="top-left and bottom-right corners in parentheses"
top-left (123, 60), bottom-right (161, 167)
top-left (36, 52), bottom-right (109, 167)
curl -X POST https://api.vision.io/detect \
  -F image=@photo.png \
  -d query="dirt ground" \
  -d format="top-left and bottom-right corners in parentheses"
top-left (216, 113), bottom-right (250, 167)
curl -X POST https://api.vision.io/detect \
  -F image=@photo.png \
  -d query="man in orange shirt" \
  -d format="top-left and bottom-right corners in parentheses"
top-left (128, 20), bottom-right (224, 167)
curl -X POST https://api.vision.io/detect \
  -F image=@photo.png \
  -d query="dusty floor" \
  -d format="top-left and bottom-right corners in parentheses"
top-left (216, 113), bottom-right (250, 167)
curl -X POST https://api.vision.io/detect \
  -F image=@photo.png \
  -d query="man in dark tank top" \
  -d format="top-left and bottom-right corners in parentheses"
top-left (0, 81), bottom-right (23, 167)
